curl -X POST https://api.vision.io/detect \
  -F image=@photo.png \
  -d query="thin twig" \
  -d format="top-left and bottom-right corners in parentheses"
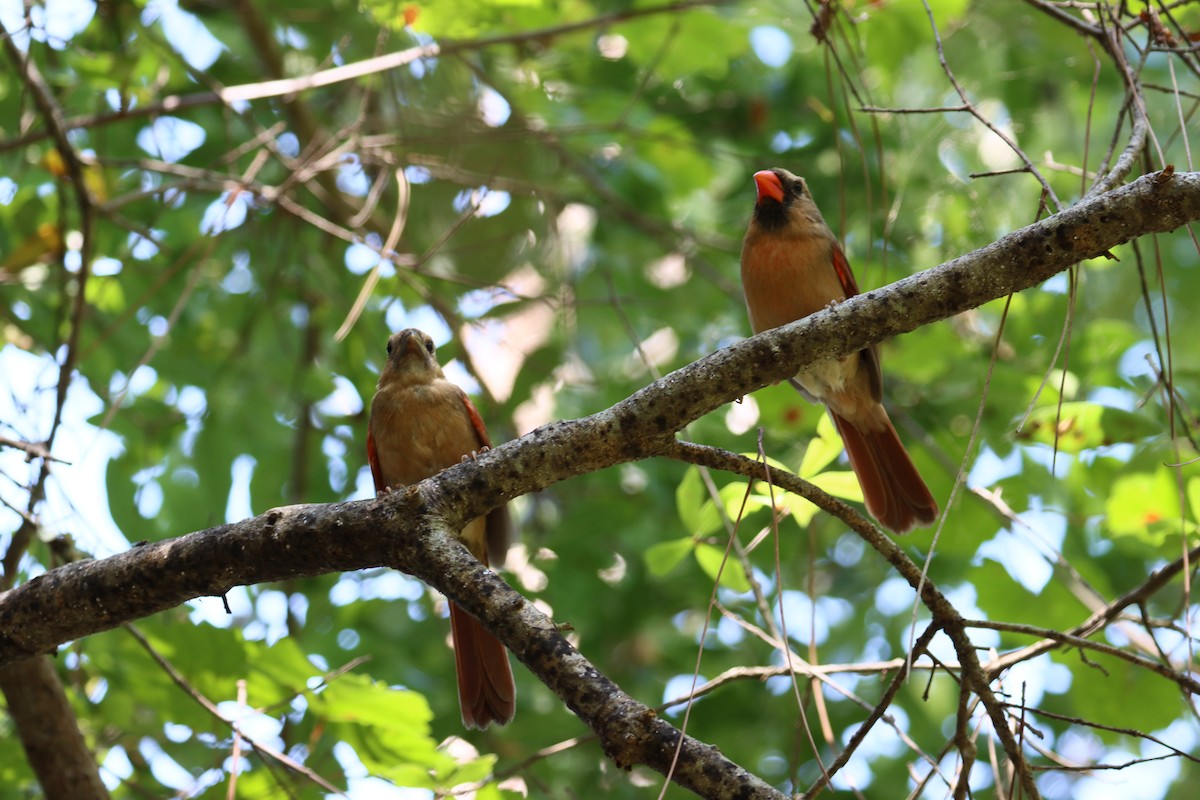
top-left (0, 437), bottom-right (69, 464)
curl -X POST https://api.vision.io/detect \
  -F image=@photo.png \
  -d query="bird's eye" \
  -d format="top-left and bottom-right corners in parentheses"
top-left (424, 337), bottom-right (435, 355)
top-left (386, 341), bottom-right (393, 356)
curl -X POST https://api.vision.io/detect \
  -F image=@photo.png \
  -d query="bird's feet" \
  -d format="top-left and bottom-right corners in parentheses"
top-left (460, 445), bottom-right (492, 463)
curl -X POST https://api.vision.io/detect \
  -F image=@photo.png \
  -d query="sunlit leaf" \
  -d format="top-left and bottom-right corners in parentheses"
top-left (1106, 467), bottom-right (1182, 544)
top-left (694, 542), bottom-right (751, 593)
top-left (646, 537), bottom-right (694, 577)
top-left (799, 413), bottom-right (843, 477)
top-left (1017, 402), bottom-right (1161, 453)
top-left (809, 470), bottom-right (863, 503)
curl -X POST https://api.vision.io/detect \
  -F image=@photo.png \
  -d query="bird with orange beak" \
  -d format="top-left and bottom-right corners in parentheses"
top-left (367, 328), bottom-right (515, 728)
top-left (740, 168), bottom-right (938, 534)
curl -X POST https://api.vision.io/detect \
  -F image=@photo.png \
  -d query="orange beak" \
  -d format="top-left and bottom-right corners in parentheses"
top-left (753, 170), bottom-right (784, 205)
top-left (402, 333), bottom-right (426, 357)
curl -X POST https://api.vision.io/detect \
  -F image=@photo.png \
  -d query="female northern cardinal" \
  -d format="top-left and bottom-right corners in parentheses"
top-left (367, 328), bottom-right (515, 728)
top-left (740, 168), bottom-right (938, 534)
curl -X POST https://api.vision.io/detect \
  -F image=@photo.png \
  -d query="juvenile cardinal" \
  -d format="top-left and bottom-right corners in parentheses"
top-left (367, 328), bottom-right (515, 728)
top-left (740, 168), bottom-right (938, 534)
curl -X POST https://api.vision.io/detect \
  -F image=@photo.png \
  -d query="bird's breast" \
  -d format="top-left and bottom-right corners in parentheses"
top-left (740, 233), bottom-right (846, 334)
top-left (369, 381), bottom-right (482, 488)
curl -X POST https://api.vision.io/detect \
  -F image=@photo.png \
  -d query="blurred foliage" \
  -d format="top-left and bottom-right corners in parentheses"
top-left (1, 0), bottom-right (1199, 798)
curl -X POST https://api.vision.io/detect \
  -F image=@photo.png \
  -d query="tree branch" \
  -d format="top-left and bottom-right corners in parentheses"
top-left (0, 657), bottom-right (110, 800)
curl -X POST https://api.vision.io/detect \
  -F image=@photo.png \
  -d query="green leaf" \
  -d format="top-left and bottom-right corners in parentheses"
top-left (799, 413), bottom-right (843, 477)
top-left (85, 275), bottom-right (126, 314)
top-left (369, 0), bottom-right (547, 38)
top-left (718, 479), bottom-right (752, 514)
top-left (720, 480), bottom-right (778, 526)
top-left (694, 542), bottom-right (751, 593)
top-left (316, 673), bottom-right (454, 783)
top-left (1188, 474), bottom-right (1200, 523)
top-left (1106, 467), bottom-right (1182, 544)
top-left (646, 537), bottom-right (695, 577)
top-left (625, 10), bottom-right (749, 81)
top-left (688, 499), bottom-right (725, 536)
top-left (675, 467), bottom-right (708, 534)
top-left (927, 0), bottom-right (971, 21)
top-left (1017, 402), bottom-right (1161, 453)
top-left (1046, 648), bottom-right (1184, 742)
top-left (810, 470), bottom-right (864, 503)
top-left (84, 618), bottom-right (314, 735)
top-left (779, 491), bottom-right (819, 528)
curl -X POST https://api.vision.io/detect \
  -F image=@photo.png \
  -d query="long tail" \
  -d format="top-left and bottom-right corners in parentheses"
top-left (831, 411), bottom-right (938, 534)
top-left (450, 603), bottom-right (516, 729)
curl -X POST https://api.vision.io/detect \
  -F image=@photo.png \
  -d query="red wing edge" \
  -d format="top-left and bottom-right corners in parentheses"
top-left (831, 245), bottom-right (862, 298)
top-left (459, 389), bottom-right (493, 450)
top-left (366, 429), bottom-right (386, 494)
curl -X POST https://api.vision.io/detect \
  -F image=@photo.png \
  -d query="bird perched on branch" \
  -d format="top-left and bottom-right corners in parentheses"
top-left (367, 328), bottom-right (515, 728)
top-left (740, 168), bottom-right (938, 534)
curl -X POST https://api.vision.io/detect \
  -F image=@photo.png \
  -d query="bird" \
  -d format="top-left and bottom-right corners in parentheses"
top-left (367, 328), bottom-right (516, 728)
top-left (740, 167), bottom-right (938, 534)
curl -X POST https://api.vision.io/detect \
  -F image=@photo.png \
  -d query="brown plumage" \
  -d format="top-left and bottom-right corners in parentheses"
top-left (367, 328), bottom-right (515, 728)
top-left (740, 168), bottom-right (938, 534)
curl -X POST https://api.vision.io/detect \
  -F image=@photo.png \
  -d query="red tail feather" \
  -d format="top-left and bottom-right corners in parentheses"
top-left (831, 412), bottom-right (938, 534)
top-left (449, 604), bottom-right (516, 729)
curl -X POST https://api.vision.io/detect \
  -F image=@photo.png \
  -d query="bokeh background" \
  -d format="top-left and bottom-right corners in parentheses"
top-left (2, 0), bottom-right (1199, 797)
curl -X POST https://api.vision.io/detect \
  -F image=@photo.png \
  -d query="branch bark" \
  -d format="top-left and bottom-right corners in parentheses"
top-left (0, 658), bottom-right (111, 800)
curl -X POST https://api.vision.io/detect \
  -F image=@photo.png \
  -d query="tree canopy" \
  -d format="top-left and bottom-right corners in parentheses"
top-left (2, 1), bottom-right (1200, 798)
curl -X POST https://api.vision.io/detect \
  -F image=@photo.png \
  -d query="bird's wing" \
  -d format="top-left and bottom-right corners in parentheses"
top-left (366, 429), bottom-right (386, 493)
top-left (832, 245), bottom-right (883, 402)
top-left (459, 388), bottom-right (511, 566)
top-left (831, 244), bottom-right (861, 298)
top-left (459, 389), bottom-right (493, 450)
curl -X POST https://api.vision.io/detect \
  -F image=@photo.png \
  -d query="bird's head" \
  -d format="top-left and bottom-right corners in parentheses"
top-left (380, 328), bottom-right (444, 385)
top-left (749, 167), bottom-right (825, 233)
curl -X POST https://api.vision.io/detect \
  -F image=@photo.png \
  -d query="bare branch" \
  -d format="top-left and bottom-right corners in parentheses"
top-left (0, 437), bottom-right (68, 464)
